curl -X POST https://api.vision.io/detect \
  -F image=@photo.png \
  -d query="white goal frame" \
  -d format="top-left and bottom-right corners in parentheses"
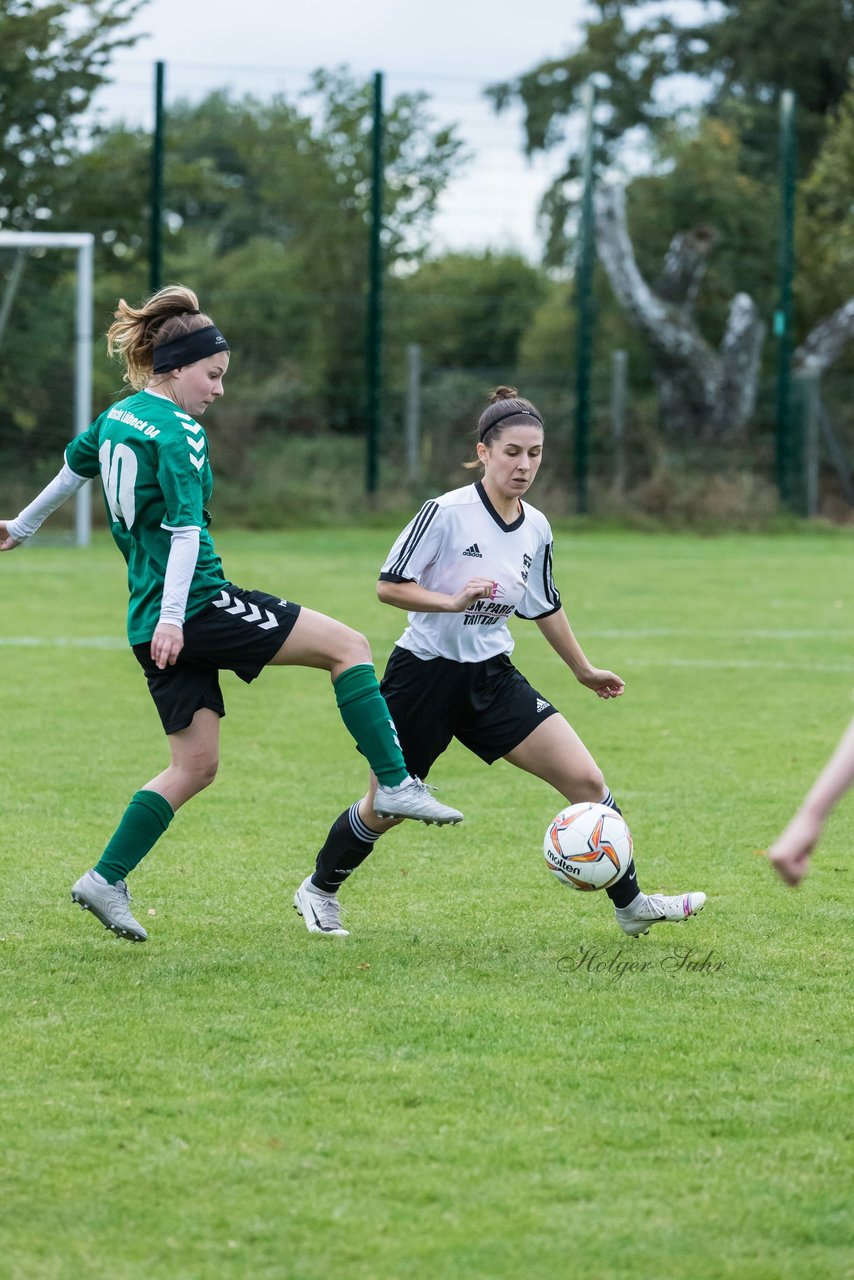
top-left (0, 230), bottom-right (94, 547)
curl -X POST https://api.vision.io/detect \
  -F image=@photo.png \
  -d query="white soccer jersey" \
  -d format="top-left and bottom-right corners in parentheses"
top-left (379, 480), bottom-right (561, 662)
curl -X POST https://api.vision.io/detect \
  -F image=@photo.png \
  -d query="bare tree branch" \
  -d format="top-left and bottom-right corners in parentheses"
top-left (795, 299), bottom-right (854, 375)
top-left (594, 183), bottom-right (764, 440)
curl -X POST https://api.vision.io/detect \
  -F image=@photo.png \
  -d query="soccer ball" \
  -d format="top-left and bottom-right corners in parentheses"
top-left (544, 802), bottom-right (633, 892)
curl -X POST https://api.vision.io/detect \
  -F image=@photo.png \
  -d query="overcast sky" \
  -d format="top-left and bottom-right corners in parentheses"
top-left (114, 0), bottom-right (585, 86)
top-left (98, 0), bottom-right (593, 259)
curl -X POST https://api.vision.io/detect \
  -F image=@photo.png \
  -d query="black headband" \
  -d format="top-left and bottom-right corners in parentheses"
top-left (152, 324), bottom-right (230, 373)
top-left (479, 406), bottom-right (544, 441)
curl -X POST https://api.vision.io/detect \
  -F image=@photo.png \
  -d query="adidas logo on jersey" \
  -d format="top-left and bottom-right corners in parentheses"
top-left (462, 543), bottom-right (482, 558)
top-left (536, 698), bottom-right (551, 713)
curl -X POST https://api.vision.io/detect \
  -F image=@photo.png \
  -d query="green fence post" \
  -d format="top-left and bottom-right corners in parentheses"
top-left (574, 81), bottom-right (596, 515)
top-left (365, 71), bottom-right (384, 498)
top-left (150, 61), bottom-right (166, 294)
top-left (793, 370), bottom-right (820, 518)
top-left (774, 89), bottom-right (797, 509)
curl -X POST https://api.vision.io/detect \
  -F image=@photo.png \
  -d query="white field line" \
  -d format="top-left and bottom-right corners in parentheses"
top-left (0, 636), bottom-right (126, 649)
top-left (581, 628), bottom-right (851, 640)
top-left (531, 650), bottom-right (854, 674)
top-left (625, 657), bottom-right (854, 674)
top-left (524, 626), bottom-right (852, 674)
top-left (3, 627), bottom-right (849, 647)
top-left (0, 627), bottom-right (850, 672)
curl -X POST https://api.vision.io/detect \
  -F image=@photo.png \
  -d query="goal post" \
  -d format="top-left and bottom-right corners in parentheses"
top-left (0, 230), bottom-right (94, 547)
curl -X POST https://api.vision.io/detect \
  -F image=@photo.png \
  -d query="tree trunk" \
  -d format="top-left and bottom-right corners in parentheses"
top-left (594, 184), bottom-right (765, 441)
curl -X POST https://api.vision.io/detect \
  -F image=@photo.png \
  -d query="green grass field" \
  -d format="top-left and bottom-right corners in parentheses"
top-left (1, 527), bottom-right (853, 1280)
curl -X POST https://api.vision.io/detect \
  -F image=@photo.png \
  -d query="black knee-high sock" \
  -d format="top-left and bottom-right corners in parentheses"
top-left (600, 787), bottom-right (642, 908)
top-left (311, 803), bottom-right (382, 893)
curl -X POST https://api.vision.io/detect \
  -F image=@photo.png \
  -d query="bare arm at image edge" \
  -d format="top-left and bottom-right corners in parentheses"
top-left (768, 716), bottom-right (854, 887)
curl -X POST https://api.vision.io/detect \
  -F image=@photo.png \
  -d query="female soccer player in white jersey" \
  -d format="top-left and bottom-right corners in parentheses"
top-left (293, 387), bottom-right (706, 938)
top-left (0, 285), bottom-right (461, 943)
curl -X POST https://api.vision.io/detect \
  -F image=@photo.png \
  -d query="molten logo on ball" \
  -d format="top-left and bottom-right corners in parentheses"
top-left (544, 802), bottom-right (633, 891)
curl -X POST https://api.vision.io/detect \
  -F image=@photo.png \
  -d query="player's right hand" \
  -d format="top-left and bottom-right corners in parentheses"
top-left (0, 522), bottom-right (21, 552)
top-left (151, 622), bottom-right (185, 670)
top-left (449, 578), bottom-right (497, 611)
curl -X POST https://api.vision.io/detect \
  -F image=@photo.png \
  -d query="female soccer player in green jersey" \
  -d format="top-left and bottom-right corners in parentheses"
top-left (292, 387), bottom-right (706, 938)
top-left (0, 284), bottom-right (462, 942)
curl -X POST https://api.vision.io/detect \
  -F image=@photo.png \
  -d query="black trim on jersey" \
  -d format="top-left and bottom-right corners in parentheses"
top-left (475, 480), bottom-right (525, 532)
top-left (386, 499), bottom-right (441, 578)
top-left (515, 540), bottom-right (562, 620)
top-left (542, 541), bottom-right (561, 608)
top-left (515, 601), bottom-right (562, 620)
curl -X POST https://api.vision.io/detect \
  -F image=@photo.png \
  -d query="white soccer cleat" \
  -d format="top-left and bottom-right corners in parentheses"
top-left (374, 776), bottom-right (463, 825)
top-left (615, 891), bottom-right (706, 937)
top-left (293, 877), bottom-right (350, 937)
top-left (71, 870), bottom-right (148, 942)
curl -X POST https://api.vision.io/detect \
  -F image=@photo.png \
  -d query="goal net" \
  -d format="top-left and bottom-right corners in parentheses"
top-left (0, 230), bottom-right (94, 545)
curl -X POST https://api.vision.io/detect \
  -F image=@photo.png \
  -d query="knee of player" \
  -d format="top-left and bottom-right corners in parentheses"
top-left (575, 764), bottom-right (606, 802)
top-left (340, 628), bottom-right (373, 668)
top-left (187, 754), bottom-right (219, 792)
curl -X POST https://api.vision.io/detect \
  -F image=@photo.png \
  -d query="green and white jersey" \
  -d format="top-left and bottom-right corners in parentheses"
top-left (65, 389), bottom-right (229, 644)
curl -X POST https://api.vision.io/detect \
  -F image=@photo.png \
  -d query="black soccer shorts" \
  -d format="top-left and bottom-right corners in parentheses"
top-left (133, 585), bottom-right (302, 735)
top-left (379, 645), bottom-right (560, 780)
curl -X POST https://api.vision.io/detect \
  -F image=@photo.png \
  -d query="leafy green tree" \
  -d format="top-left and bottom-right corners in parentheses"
top-left (673, 0), bottom-right (854, 169)
top-left (797, 80), bottom-right (854, 320)
top-left (0, 0), bottom-right (145, 227)
top-left (489, 0), bottom-right (854, 262)
top-left (389, 252), bottom-right (549, 372)
top-left (149, 73), bottom-right (465, 431)
top-left (0, 1), bottom-right (145, 466)
top-left (5, 71), bottom-right (466, 452)
top-left (483, 2), bottom-right (854, 444)
top-left (59, 72), bottom-right (463, 270)
top-left (381, 255), bottom-right (575, 492)
top-left (792, 79), bottom-right (854, 374)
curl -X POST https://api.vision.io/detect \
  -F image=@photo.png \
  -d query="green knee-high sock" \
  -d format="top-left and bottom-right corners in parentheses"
top-left (333, 663), bottom-right (408, 787)
top-left (94, 790), bottom-right (175, 884)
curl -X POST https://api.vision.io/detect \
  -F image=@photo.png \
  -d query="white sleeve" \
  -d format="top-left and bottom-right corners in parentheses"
top-left (7, 462), bottom-right (88, 541)
top-left (158, 527), bottom-right (201, 628)
top-left (379, 500), bottom-right (444, 582)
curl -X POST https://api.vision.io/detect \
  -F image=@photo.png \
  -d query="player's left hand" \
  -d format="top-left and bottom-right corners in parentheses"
top-left (151, 622), bottom-right (185, 670)
top-left (579, 667), bottom-right (625, 700)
